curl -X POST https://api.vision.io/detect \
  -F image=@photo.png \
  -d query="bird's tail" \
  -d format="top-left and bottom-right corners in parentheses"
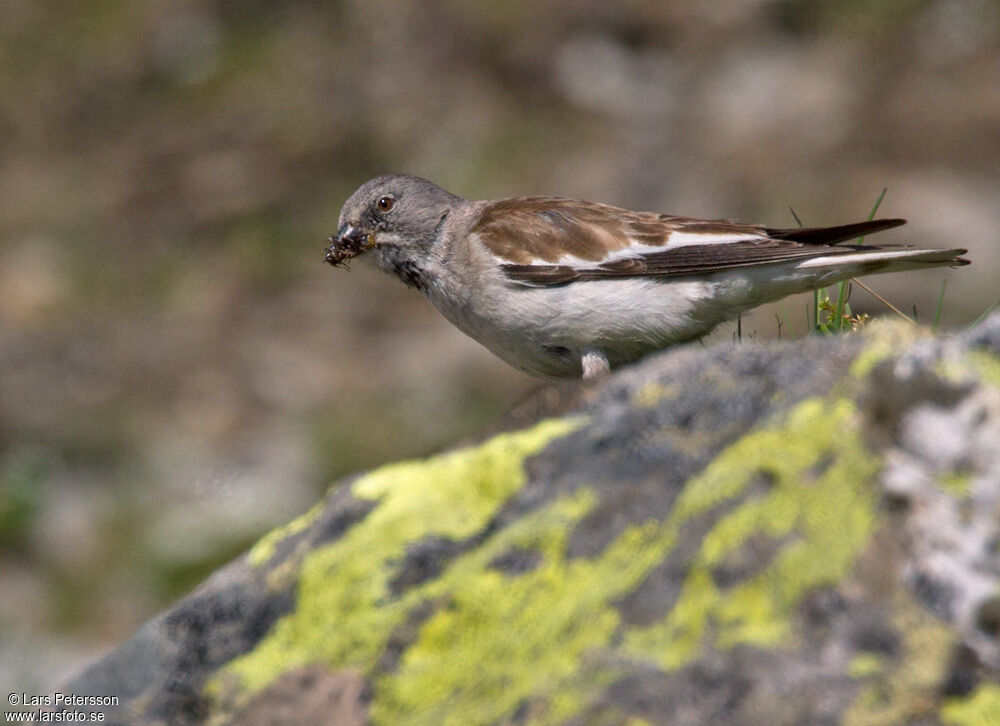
top-left (731, 244), bottom-right (969, 319)
top-left (794, 245), bottom-right (969, 281)
top-left (766, 218), bottom-right (907, 246)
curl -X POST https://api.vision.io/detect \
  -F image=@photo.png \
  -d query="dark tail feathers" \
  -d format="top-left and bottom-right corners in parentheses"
top-left (767, 218), bottom-right (907, 246)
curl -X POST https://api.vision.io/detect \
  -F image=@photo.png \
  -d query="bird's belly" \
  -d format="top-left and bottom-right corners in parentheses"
top-left (432, 277), bottom-right (744, 377)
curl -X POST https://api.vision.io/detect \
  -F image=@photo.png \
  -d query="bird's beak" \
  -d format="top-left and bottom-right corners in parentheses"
top-left (325, 223), bottom-right (375, 266)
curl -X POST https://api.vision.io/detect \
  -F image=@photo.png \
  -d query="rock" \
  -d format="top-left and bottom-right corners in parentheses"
top-left (58, 315), bottom-right (1000, 725)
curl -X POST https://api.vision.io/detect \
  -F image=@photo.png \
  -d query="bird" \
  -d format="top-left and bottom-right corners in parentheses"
top-left (325, 174), bottom-right (969, 379)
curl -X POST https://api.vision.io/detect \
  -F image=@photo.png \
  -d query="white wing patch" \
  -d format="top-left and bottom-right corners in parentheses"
top-left (491, 231), bottom-right (769, 271)
top-left (665, 231), bottom-right (766, 248)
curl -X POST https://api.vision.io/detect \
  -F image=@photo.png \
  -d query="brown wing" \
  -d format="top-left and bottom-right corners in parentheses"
top-left (471, 197), bottom-right (768, 264)
top-left (471, 196), bottom-right (907, 286)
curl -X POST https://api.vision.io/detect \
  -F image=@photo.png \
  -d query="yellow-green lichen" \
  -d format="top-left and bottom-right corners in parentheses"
top-left (849, 653), bottom-right (886, 679)
top-left (941, 683), bottom-right (1000, 726)
top-left (371, 496), bottom-right (675, 726)
top-left (247, 500), bottom-right (324, 567)
top-left (966, 351), bottom-right (1000, 389)
top-left (843, 594), bottom-right (955, 726)
top-left (935, 358), bottom-right (973, 386)
top-left (631, 382), bottom-right (675, 408)
top-left (624, 397), bottom-right (880, 669)
top-left (850, 338), bottom-right (895, 379)
top-left (939, 472), bottom-right (972, 499)
top-left (850, 319), bottom-right (923, 379)
top-left (211, 417), bottom-right (582, 700)
top-left (934, 351), bottom-right (1000, 391)
top-left (210, 397), bottom-right (884, 725)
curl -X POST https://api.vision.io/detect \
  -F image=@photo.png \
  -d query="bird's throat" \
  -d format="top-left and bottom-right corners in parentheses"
top-left (373, 246), bottom-right (427, 292)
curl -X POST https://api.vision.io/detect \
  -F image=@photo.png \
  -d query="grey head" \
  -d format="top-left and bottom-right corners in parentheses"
top-left (325, 174), bottom-right (463, 281)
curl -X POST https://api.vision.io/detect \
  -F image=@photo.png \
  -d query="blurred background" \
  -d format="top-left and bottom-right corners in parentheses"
top-left (2, 0), bottom-right (999, 695)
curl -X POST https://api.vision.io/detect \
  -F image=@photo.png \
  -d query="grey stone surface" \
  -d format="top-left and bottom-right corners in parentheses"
top-left (58, 315), bottom-right (1000, 725)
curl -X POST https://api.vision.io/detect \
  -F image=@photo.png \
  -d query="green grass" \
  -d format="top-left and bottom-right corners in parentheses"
top-left (833, 188), bottom-right (887, 332)
top-left (786, 188), bottom-right (927, 338)
top-left (933, 280), bottom-right (948, 332)
top-left (967, 297), bottom-right (1000, 332)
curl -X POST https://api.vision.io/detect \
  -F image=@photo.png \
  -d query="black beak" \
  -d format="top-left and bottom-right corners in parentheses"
top-left (324, 223), bottom-right (369, 266)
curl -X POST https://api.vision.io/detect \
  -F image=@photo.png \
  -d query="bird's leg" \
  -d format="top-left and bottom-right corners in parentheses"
top-left (581, 349), bottom-right (611, 380)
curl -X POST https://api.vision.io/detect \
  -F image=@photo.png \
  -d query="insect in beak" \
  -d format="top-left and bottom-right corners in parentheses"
top-left (324, 224), bottom-right (376, 266)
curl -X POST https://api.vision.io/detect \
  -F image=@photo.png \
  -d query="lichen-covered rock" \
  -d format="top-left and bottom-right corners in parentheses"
top-left (61, 315), bottom-right (1000, 726)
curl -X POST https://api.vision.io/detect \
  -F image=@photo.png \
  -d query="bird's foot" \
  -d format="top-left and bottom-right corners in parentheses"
top-left (581, 350), bottom-right (611, 380)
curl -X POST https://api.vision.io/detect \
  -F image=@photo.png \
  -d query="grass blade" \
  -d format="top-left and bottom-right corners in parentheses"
top-left (966, 297), bottom-right (1000, 332)
top-left (856, 187), bottom-right (888, 246)
top-left (833, 280), bottom-right (849, 332)
top-left (839, 188), bottom-right (890, 332)
top-left (852, 278), bottom-right (916, 325)
top-left (789, 206), bottom-right (822, 333)
top-left (778, 302), bottom-right (793, 337)
top-left (933, 279), bottom-right (947, 332)
top-left (813, 289), bottom-right (820, 333)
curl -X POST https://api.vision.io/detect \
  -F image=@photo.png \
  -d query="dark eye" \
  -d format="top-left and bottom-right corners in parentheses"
top-left (377, 196), bottom-right (395, 212)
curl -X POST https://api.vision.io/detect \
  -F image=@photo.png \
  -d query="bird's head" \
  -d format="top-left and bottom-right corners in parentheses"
top-left (325, 174), bottom-right (459, 267)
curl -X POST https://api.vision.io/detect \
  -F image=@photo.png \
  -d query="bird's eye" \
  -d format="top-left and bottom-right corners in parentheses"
top-left (377, 196), bottom-right (395, 212)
